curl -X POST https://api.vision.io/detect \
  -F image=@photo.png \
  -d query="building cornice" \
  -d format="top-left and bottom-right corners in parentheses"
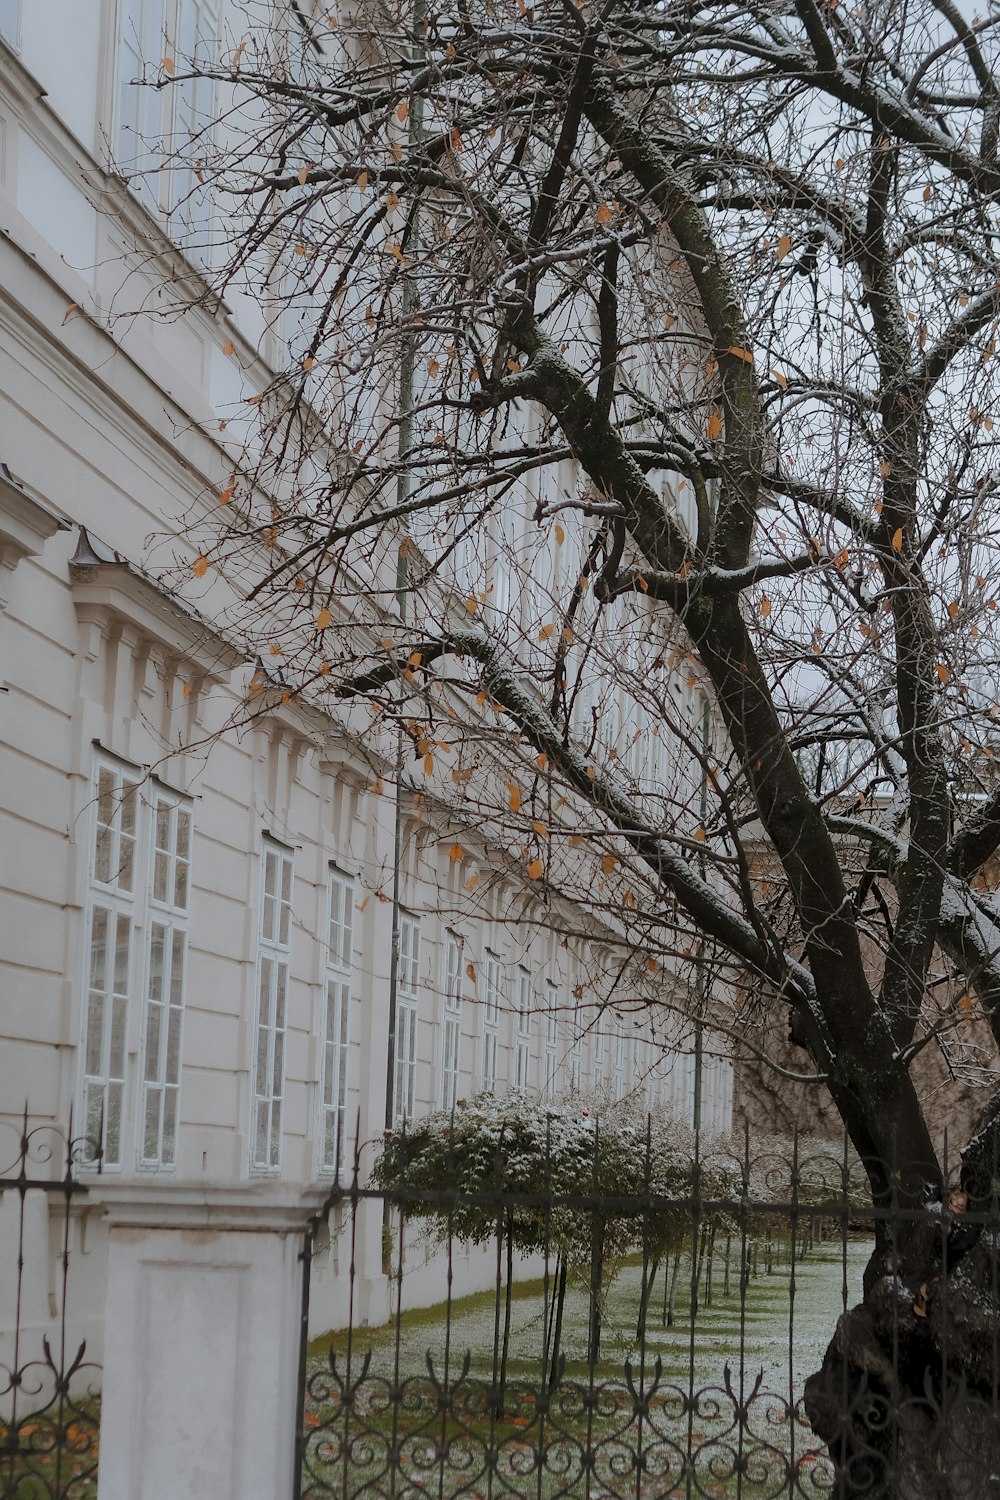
top-left (0, 461), bottom-right (69, 610)
top-left (70, 528), bottom-right (244, 682)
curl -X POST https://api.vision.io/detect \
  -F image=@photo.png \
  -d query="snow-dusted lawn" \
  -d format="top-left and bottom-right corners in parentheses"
top-left (302, 1233), bottom-right (870, 1497)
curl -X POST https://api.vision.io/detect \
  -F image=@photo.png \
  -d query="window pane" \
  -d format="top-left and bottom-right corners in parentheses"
top-left (153, 849), bottom-right (169, 903)
top-left (144, 1002), bottom-right (162, 1081)
top-left (176, 808), bottom-right (191, 860)
top-left (110, 994), bottom-right (128, 1076)
top-left (170, 929), bottom-right (185, 1004)
top-left (174, 857), bottom-right (189, 910)
top-left (166, 1004), bottom-right (182, 1084)
top-left (258, 958), bottom-right (272, 1027)
top-left (275, 962), bottom-right (287, 1028)
top-left (114, 913), bottom-right (131, 997)
top-left (162, 1088), bottom-right (177, 1165)
top-left (155, 799), bottom-right (170, 852)
top-left (144, 1089), bottom-right (161, 1159)
top-left (106, 1081), bottom-right (123, 1165)
top-left (89, 906), bottom-right (109, 993)
top-left (148, 923), bottom-right (166, 1002)
top-left (85, 991), bottom-right (105, 1076)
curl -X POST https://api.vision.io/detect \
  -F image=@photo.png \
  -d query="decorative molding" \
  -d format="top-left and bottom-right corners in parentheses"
top-left (0, 462), bottom-right (68, 611)
top-left (70, 528), bottom-right (244, 682)
top-left (91, 1180), bottom-right (329, 1235)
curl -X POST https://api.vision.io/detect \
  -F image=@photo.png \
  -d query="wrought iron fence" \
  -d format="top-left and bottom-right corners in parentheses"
top-left (294, 1107), bottom-right (1000, 1500)
top-left (0, 1110), bottom-right (100, 1500)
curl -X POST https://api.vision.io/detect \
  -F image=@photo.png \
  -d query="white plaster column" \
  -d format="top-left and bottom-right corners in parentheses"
top-left (94, 1182), bottom-right (327, 1500)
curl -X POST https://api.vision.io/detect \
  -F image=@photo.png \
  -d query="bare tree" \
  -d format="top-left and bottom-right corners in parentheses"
top-left (126, 0), bottom-right (1000, 1487)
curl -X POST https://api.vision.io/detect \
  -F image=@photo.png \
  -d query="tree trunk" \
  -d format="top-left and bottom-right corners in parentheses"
top-left (548, 1258), bottom-right (568, 1391)
top-left (637, 1256), bottom-right (660, 1341)
top-left (499, 1216), bottom-right (513, 1414)
top-left (804, 1235), bottom-right (1000, 1498)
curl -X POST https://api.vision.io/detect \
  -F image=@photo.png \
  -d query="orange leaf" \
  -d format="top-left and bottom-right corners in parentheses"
top-left (316, 607), bottom-right (333, 630)
top-left (466, 873), bottom-right (479, 892)
top-left (423, 752), bottom-right (435, 774)
top-left (450, 843), bottom-right (463, 862)
top-left (770, 368), bottom-right (788, 389)
top-left (776, 233), bottom-right (792, 261)
top-left (707, 407), bottom-right (723, 440)
top-left (162, 55), bottom-right (175, 74)
top-left (596, 201), bottom-right (615, 227)
top-left (297, 163), bottom-right (314, 186)
top-left (218, 483), bottom-right (235, 505)
top-left (891, 527), bottom-right (904, 551)
top-left (936, 662), bottom-right (950, 683)
top-left (647, 958), bottom-right (658, 973)
top-left (554, 522), bottom-right (565, 545)
top-left (760, 595), bottom-right (771, 618)
top-left (725, 346), bottom-right (753, 363)
top-left (396, 101), bottom-right (409, 123)
top-left (531, 820), bottom-right (549, 838)
top-left (466, 961), bottom-right (477, 981)
top-left (600, 854), bottom-right (616, 874)
top-left (221, 339), bottom-right (235, 356)
top-left (527, 857), bottom-right (544, 880)
top-left (947, 601), bottom-right (959, 619)
top-left (192, 555), bottom-right (209, 577)
top-left (507, 784), bottom-right (522, 812)
top-left (62, 302), bottom-right (79, 326)
top-left (693, 827), bottom-right (706, 842)
top-left (465, 597), bottom-right (478, 613)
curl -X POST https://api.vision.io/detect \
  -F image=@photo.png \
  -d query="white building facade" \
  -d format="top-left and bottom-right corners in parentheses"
top-left (0, 6), bottom-right (733, 1483)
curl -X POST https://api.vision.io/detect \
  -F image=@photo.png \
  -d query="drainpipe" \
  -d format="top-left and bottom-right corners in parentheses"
top-left (383, 0), bottom-right (426, 1247)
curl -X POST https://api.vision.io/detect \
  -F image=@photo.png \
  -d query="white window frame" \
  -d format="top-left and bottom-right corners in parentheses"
top-left (81, 757), bottom-right (142, 1169)
top-left (515, 966), bottom-right (532, 1092)
top-left (320, 868), bottom-right (353, 1176)
top-left (544, 978), bottom-right (559, 1099)
top-left (251, 840), bottom-right (293, 1172)
top-left (481, 950), bottom-right (502, 1092)
top-left (393, 913), bottom-right (420, 1128)
top-left (441, 931), bottom-right (463, 1112)
top-left (138, 786), bottom-right (192, 1169)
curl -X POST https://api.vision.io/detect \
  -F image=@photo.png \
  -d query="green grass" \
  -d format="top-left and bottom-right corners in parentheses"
top-left (0, 1396), bottom-right (100, 1500)
top-left (301, 1232), bottom-right (870, 1497)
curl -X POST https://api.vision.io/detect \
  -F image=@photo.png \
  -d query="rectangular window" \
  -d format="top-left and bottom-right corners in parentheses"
top-left (544, 978), bottom-right (559, 1099)
top-left (252, 842), bottom-right (293, 1170)
top-left (441, 932), bottom-right (462, 1111)
top-left (139, 790), bottom-right (191, 1167)
top-left (83, 761), bottom-right (141, 1167)
top-left (569, 1010), bottom-right (583, 1095)
top-left (393, 914), bottom-right (420, 1127)
top-left (482, 951), bottom-right (501, 1092)
top-left (614, 1019), bottom-right (625, 1101)
top-left (116, 0), bottom-right (217, 244)
top-left (593, 1019), bottom-right (605, 1089)
top-left (321, 870), bottom-right (353, 1174)
top-left (515, 966), bottom-right (532, 1092)
top-left (0, 0), bottom-right (19, 46)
